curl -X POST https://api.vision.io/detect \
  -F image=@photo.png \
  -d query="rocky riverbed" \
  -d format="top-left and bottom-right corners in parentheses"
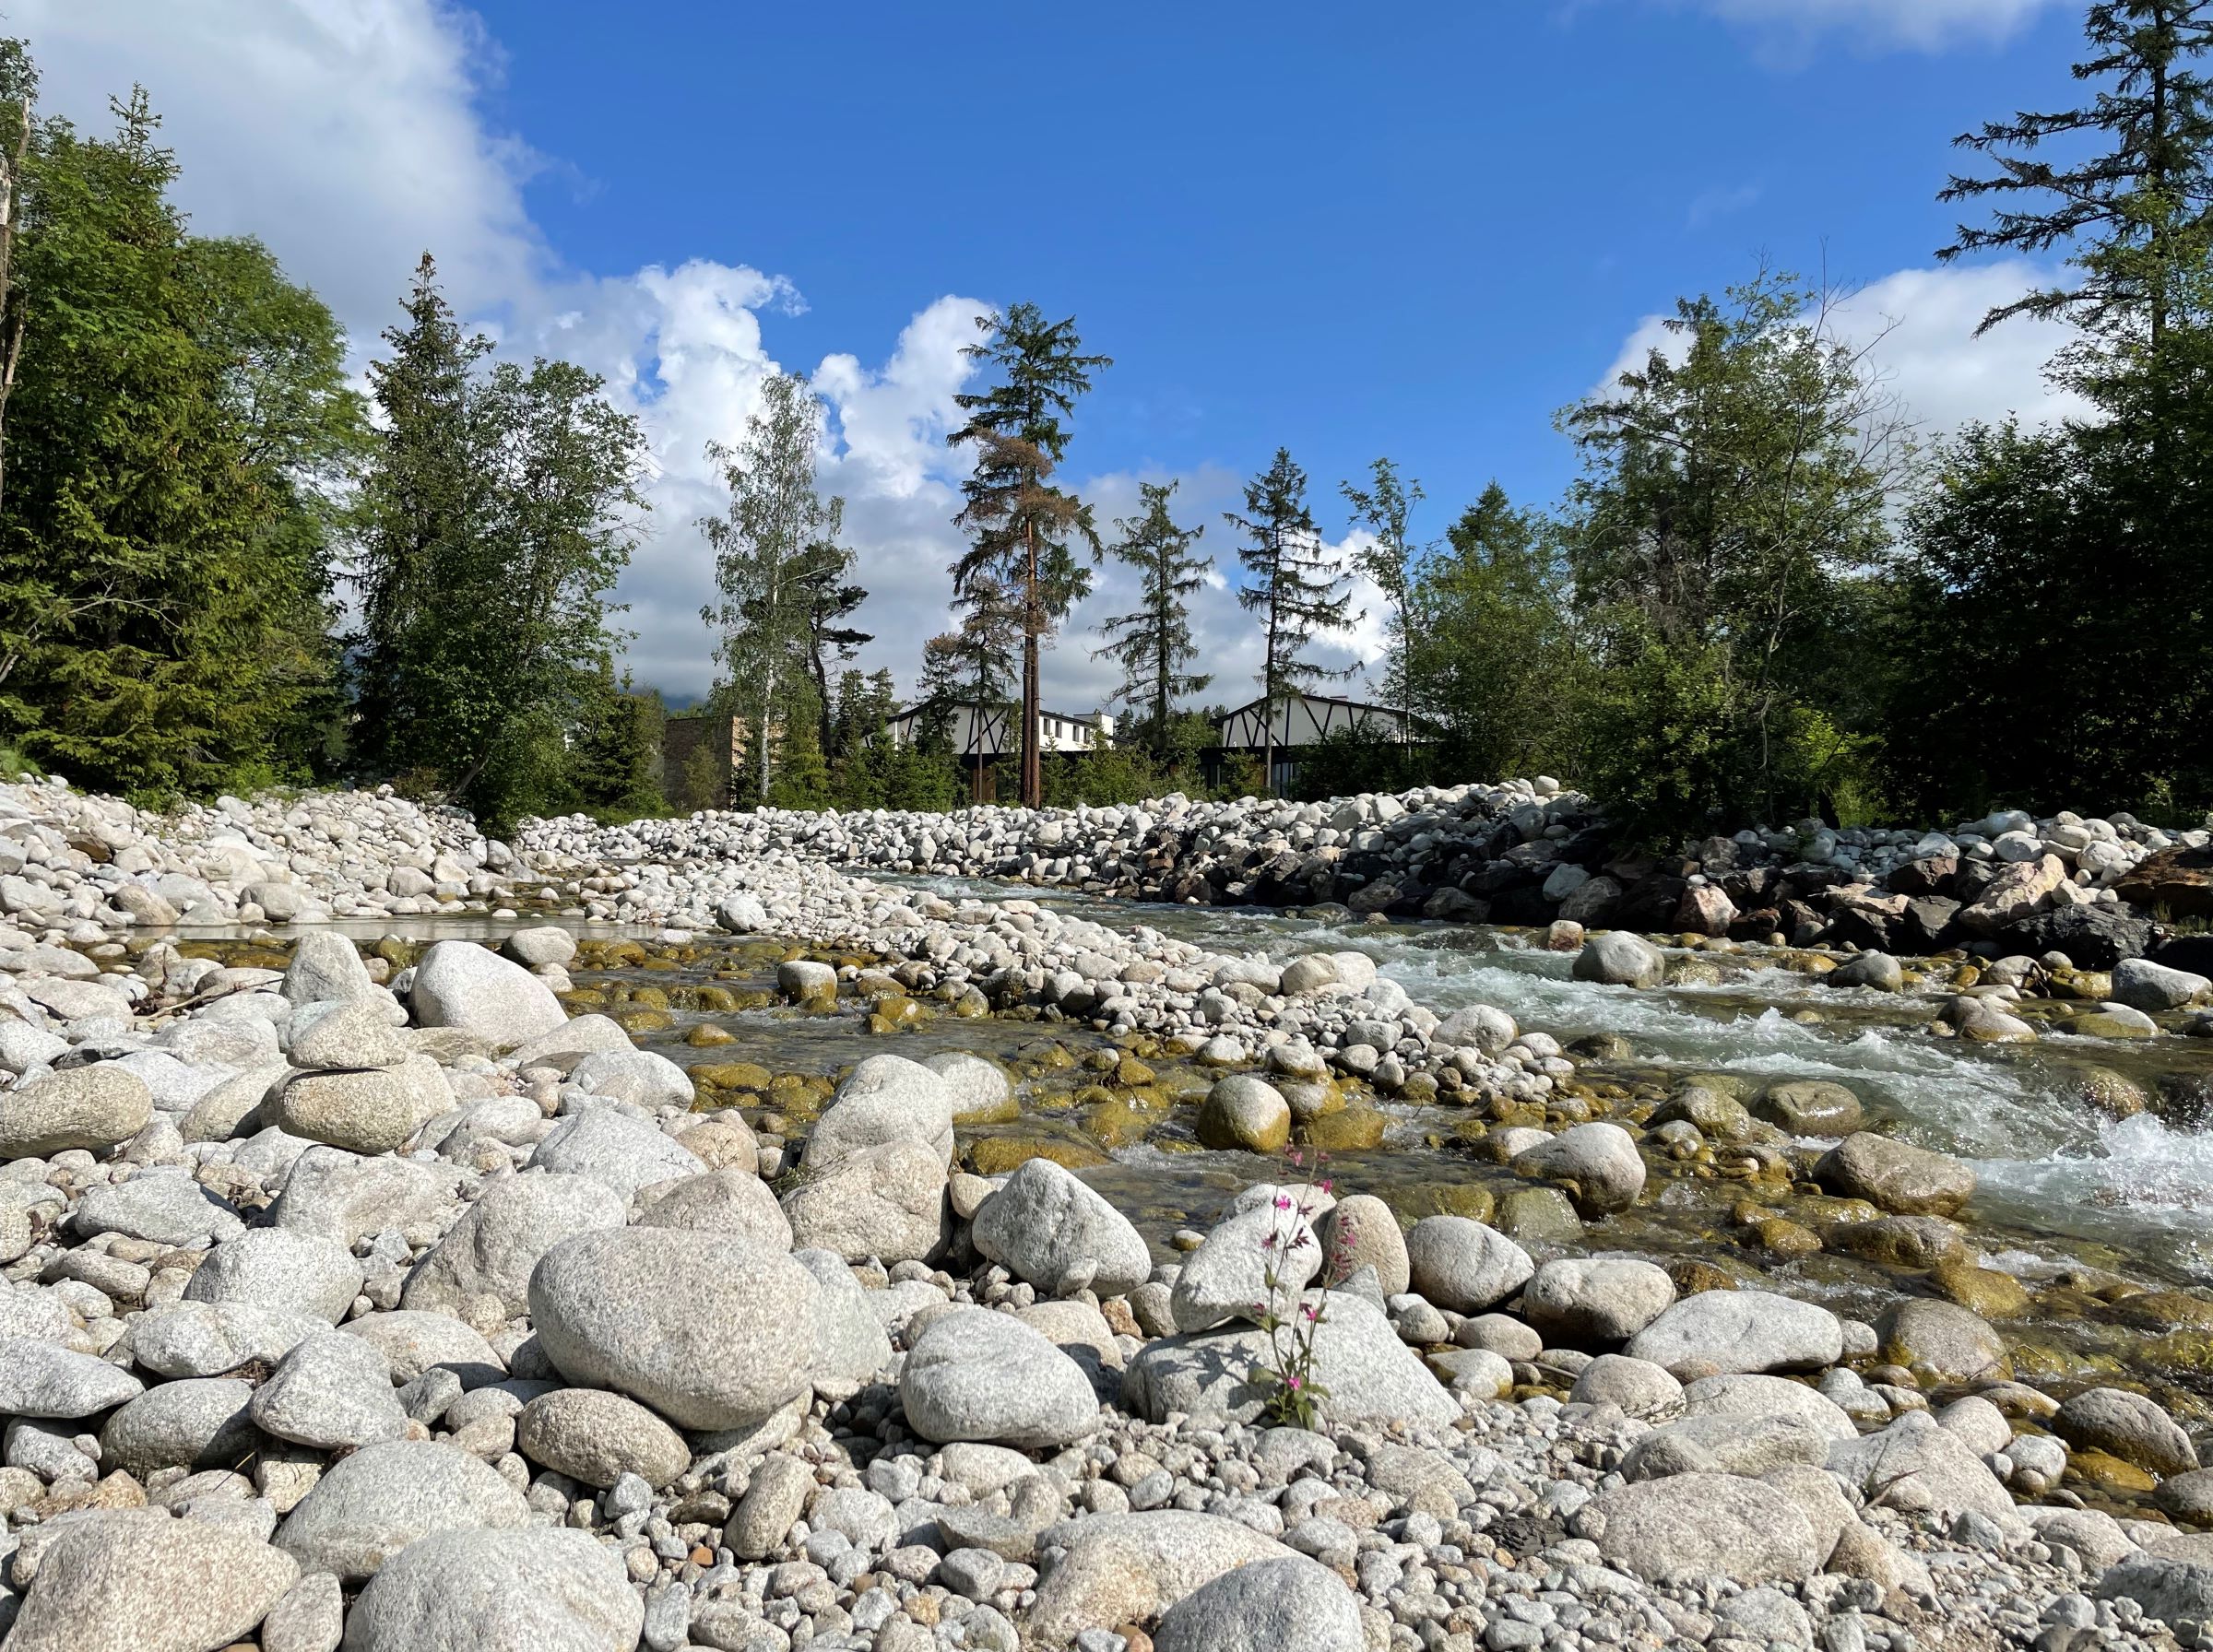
top-left (2, 775), bottom-right (2213, 1650)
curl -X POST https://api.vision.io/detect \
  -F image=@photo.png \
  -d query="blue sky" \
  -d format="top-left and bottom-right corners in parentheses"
top-left (22, 0), bottom-right (2097, 707)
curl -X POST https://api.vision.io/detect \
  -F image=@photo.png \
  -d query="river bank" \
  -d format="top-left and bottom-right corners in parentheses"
top-left (1, 774), bottom-right (2212, 1648)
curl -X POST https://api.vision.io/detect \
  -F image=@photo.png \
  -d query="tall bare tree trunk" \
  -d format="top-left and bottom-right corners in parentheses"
top-left (1022, 519), bottom-right (1041, 808)
top-left (0, 94), bottom-right (31, 519)
top-left (1261, 560), bottom-right (1280, 794)
top-left (757, 661), bottom-right (776, 804)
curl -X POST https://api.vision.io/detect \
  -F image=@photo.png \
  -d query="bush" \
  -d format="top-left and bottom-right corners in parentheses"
top-left (1284, 726), bottom-right (1434, 802)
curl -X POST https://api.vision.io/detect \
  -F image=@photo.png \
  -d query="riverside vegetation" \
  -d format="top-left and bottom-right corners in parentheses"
top-left (6, 6), bottom-right (2213, 836)
top-left (0, 767), bottom-right (2209, 1652)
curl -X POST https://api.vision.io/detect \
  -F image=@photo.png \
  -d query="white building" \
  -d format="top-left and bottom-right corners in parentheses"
top-left (884, 701), bottom-right (1115, 797)
top-left (885, 701), bottom-right (1114, 756)
top-left (1212, 692), bottom-right (1409, 793)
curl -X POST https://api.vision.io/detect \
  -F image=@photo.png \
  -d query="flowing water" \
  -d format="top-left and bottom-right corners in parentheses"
top-left (191, 878), bottom-right (2213, 1391)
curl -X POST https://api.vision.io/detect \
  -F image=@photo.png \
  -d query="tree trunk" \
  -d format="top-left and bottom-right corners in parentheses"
top-left (1022, 519), bottom-right (1041, 808)
top-left (0, 95), bottom-right (30, 519)
top-left (1154, 583), bottom-right (1170, 763)
top-left (1261, 572), bottom-right (1280, 796)
top-left (758, 660), bottom-right (776, 805)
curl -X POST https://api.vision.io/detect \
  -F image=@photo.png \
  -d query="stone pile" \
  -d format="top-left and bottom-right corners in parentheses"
top-left (0, 915), bottom-right (2203, 1652)
top-left (0, 777), bottom-right (525, 932)
top-left (524, 787), bottom-right (2213, 970)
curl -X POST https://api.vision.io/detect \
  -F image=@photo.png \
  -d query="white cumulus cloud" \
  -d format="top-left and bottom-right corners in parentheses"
top-left (1681, 0), bottom-right (2065, 53)
top-left (18, 0), bottom-right (2094, 714)
top-left (11, 0), bottom-right (1012, 705)
top-left (1592, 259), bottom-right (2089, 447)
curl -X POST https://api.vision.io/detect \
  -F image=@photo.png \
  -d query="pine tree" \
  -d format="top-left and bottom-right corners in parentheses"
top-left (700, 372), bottom-right (843, 804)
top-left (1225, 448), bottom-right (1358, 792)
top-left (1929, 5), bottom-right (2213, 808)
top-left (792, 533), bottom-right (870, 754)
top-left (353, 258), bottom-right (645, 828)
top-left (351, 254), bottom-right (489, 780)
top-left (1940, 0), bottom-right (2213, 351)
top-left (1095, 481), bottom-right (1210, 759)
top-left (0, 85), bottom-right (364, 793)
top-left (1341, 458), bottom-right (1424, 726)
top-left (947, 303), bottom-right (1109, 808)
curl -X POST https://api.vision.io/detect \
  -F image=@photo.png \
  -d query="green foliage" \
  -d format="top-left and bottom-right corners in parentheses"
top-left (0, 83), bottom-right (366, 794)
top-left (822, 669), bottom-right (959, 812)
top-left (701, 371), bottom-right (849, 805)
top-left (1401, 482), bottom-right (1583, 783)
top-left (1939, 1), bottom-right (2213, 342)
top-left (949, 303), bottom-right (1109, 807)
top-left (1228, 448), bottom-right (1359, 790)
top-left (1284, 726), bottom-right (1431, 803)
top-left (1556, 267), bottom-right (1908, 839)
top-left (678, 738), bottom-right (728, 813)
top-left (1341, 457), bottom-right (1423, 720)
top-left (564, 663), bottom-right (667, 821)
top-left (1095, 481), bottom-right (1211, 757)
top-left (1896, 2), bottom-right (2213, 820)
top-left (350, 255), bottom-right (647, 833)
top-left (1042, 742), bottom-right (1166, 808)
top-left (766, 694), bottom-right (833, 811)
top-left (921, 575), bottom-right (1020, 708)
top-left (1214, 749), bottom-right (1266, 800)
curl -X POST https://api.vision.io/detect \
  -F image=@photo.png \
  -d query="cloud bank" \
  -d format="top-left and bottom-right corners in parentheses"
top-left (18, 0), bottom-right (2089, 714)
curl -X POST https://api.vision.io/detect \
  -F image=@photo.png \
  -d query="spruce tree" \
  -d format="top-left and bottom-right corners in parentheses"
top-left (1095, 481), bottom-right (1210, 759)
top-left (1225, 448), bottom-right (1358, 792)
top-left (947, 303), bottom-right (1109, 808)
top-left (1940, 0), bottom-right (2213, 351)
top-left (0, 85), bottom-right (363, 793)
top-left (1931, 2), bottom-right (2213, 805)
top-left (351, 254), bottom-right (489, 780)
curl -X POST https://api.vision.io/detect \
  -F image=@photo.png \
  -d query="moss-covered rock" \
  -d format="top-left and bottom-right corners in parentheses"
top-left (2075, 1066), bottom-right (2152, 1120)
top-left (1493, 1186), bottom-right (1582, 1246)
top-left (966, 1136), bottom-right (1111, 1176)
top-left (1927, 1259), bottom-right (2030, 1320)
top-left (2067, 1447), bottom-right (2158, 1494)
top-left (1084, 1100), bottom-right (1155, 1149)
top-left (1398, 1182), bottom-right (1495, 1224)
top-left (1195, 1076), bottom-right (1291, 1154)
top-left (1665, 1258), bottom-right (1742, 1296)
top-left (1746, 1216), bottom-right (1822, 1259)
top-left (691, 1061), bottom-right (775, 1093)
top-left (1301, 1105), bottom-right (1386, 1152)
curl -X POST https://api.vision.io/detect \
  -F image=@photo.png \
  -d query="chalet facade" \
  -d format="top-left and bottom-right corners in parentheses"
top-left (1212, 692), bottom-right (1410, 794)
top-left (885, 701), bottom-right (1115, 801)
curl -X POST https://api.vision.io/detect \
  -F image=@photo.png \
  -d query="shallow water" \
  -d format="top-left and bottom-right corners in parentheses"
top-left (881, 876), bottom-right (2213, 1278)
top-left (201, 875), bottom-right (2213, 1389)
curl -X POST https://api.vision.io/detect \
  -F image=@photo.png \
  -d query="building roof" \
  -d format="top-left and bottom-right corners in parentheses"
top-left (1213, 691), bottom-right (1400, 724)
top-left (891, 699), bottom-right (1104, 725)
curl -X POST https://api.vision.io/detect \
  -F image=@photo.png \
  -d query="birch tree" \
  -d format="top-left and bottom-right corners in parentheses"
top-left (700, 371), bottom-right (843, 804)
